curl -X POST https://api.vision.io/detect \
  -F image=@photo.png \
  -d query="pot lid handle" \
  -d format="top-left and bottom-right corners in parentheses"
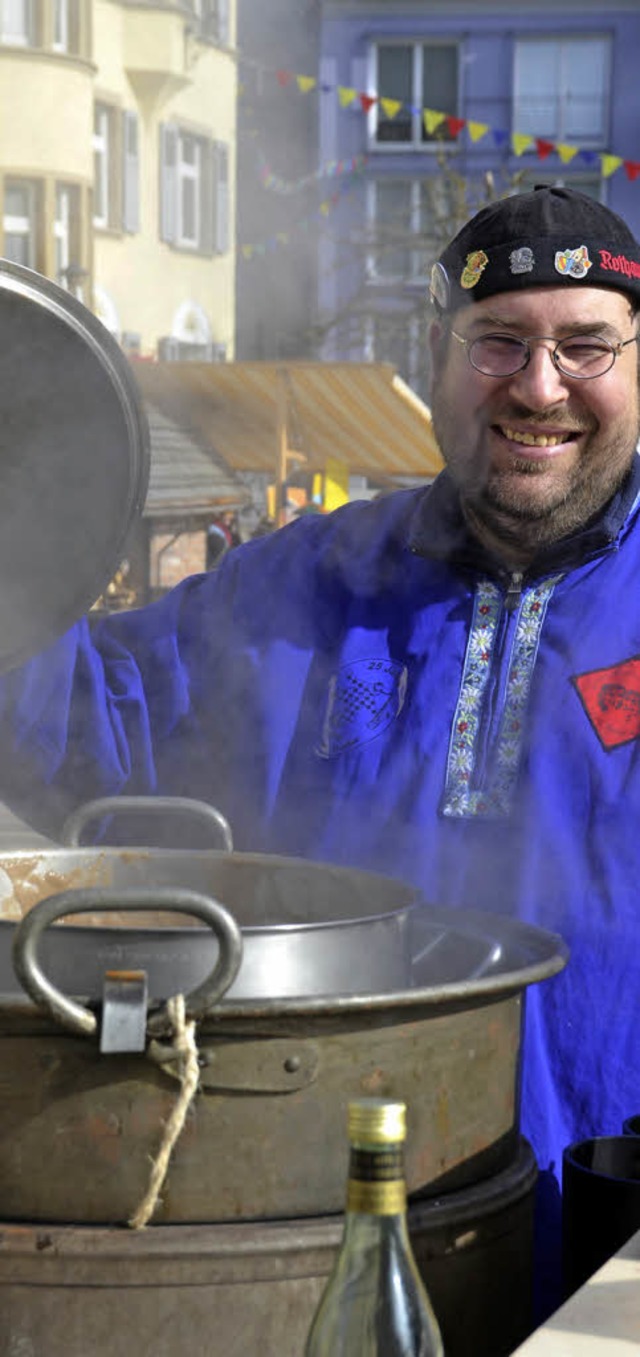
top-left (11, 887), bottom-right (243, 1040)
top-left (62, 797), bottom-right (234, 852)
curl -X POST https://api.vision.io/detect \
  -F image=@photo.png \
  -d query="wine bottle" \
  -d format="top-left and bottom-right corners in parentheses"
top-left (304, 1097), bottom-right (445, 1356)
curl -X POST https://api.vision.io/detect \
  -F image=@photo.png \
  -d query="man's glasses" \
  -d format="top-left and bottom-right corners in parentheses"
top-left (450, 330), bottom-right (640, 380)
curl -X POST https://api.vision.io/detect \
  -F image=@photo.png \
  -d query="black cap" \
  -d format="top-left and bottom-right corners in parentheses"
top-left (430, 186), bottom-right (640, 314)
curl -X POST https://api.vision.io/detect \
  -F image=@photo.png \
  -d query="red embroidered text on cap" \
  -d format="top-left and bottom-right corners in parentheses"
top-left (574, 657), bottom-right (640, 749)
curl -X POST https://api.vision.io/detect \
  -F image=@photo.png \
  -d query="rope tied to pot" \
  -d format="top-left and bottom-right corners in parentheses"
top-left (128, 993), bottom-right (200, 1230)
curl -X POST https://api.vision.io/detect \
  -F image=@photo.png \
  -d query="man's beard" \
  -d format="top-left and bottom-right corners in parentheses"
top-left (430, 388), bottom-right (640, 557)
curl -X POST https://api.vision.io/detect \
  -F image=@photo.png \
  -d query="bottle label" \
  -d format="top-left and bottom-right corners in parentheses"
top-left (346, 1147), bottom-right (406, 1215)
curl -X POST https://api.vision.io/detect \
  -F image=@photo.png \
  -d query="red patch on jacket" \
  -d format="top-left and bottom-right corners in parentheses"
top-left (574, 657), bottom-right (640, 749)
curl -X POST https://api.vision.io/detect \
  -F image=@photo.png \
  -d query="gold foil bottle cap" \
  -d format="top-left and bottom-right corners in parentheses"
top-left (348, 1098), bottom-right (407, 1145)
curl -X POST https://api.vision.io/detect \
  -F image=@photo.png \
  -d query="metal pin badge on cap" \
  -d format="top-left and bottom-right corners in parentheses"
top-left (430, 261), bottom-right (451, 311)
top-left (0, 260), bottom-right (149, 673)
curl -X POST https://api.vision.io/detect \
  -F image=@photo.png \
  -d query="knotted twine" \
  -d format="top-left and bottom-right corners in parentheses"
top-left (128, 993), bottom-right (200, 1230)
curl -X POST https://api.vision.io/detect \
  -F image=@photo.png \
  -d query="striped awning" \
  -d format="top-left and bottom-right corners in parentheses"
top-left (131, 360), bottom-right (443, 483)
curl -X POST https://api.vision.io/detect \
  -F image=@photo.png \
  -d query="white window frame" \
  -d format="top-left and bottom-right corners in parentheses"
top-left (363, 311), bottom-right (428, 399)
top-left (54, 184), bottom-right (71, 278)
top-left (3, 179), bottom-right (37, 268)
top-left (366, 179), bottom-right (445, 284)
top-left (368, 39), bottom-right (460, 153)
top-left (93, 104), bottom-right (111, 229)
top-left (177, 132), bottom-right (202, 249)
top-left (52, 0), bottom-right (69, 53)
top-left (1, 0), bottom-right (33, 45)
top-left (513, 36), bottom-right (611, 148)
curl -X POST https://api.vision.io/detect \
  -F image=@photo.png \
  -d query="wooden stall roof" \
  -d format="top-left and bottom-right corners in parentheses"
top-left (132, 360), bottom-right (443, 482)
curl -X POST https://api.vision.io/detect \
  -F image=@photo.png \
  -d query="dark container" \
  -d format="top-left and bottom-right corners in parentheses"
top-left (0, 1140), bottom-right (537, 1357)
top-left (562, 1134), bottom-right (640, 1297)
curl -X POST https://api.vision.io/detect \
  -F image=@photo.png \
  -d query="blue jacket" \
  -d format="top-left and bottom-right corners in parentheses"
top-left (2, 466), bottom-right (640, 1199)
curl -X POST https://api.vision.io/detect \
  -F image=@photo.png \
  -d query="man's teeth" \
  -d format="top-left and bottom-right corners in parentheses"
top-left (501, 426), bottom-right (570, 447)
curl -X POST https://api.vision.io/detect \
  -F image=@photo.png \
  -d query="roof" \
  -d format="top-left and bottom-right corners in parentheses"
top-left (143, 401), bottom-right (248, 519)
top-left (132, 361), bottom-right (443, 484)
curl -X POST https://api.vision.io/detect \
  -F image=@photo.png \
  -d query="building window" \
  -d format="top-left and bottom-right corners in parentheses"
top-left (53, 0), bottom-right (70, 51)
top-left (513, 37), bottom-right (610, 146)
top-left (363, 312), bottom-right (429, 402)
top-left (54, 182), bottom-right (83, 294)
top-left (0, 0), bottom-right (34, 45)
top-left (93, 104), bottom-right (112, 229)
top-left (372, 41), bottom-right (459, 148)
top-left (192, 0), bottom-right (229, 45)
top-left (366, 178), bottom-right (454, 282)
top-left (160, 124), bottom-right (230, 255)
top-left (3, 179), bottom-right (38, 267)
top-left (93, 103), bottom-right (139, 233)
top-left (178, 133), bottom-right (201, 249)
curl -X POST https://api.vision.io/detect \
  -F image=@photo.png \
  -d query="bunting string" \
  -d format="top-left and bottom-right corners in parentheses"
top-left (251, 63), bottom-right (640, 184)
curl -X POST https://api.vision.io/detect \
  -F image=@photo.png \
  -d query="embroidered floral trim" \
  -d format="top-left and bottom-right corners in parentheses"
top-left (442, 576), bottom-right (560, 818)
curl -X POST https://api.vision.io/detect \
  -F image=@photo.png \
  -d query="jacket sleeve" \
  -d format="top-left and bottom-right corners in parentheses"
top-left (0, 567), bottom-right (230, 841)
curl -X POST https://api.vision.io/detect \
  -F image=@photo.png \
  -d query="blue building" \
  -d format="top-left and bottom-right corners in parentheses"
top-left (318, 1), bottom-right (640, 398)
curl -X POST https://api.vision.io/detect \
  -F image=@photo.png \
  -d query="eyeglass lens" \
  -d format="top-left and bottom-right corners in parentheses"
top-left (470, 334), bottom-right (616, 378)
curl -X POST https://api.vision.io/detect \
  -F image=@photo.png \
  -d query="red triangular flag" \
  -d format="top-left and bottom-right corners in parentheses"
top-left (536, 139), bottom-right (555, 160)
top-left (446, 116), bottom-right (466, 137)
top-left (359, 94), bottom-right (377, 113)
top-left (624, 160), bottom-right (640, 182)
top-left (276, 70), bottom-right (292, 87)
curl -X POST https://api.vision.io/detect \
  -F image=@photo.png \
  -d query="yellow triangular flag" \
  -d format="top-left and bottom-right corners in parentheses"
top-left (600, 153), bottom-right (623, 179)
top-left (338, 86), bottom-right (357, 108)
top-left (296, 75), bottom-right (316, 93)
top-left (380, 98), bottom-right (402, 120)
top-left (556, 143), bottom-right (579, 164)
top-left (512, 133), bottom-right (534, 156)
top-left (467, 121), bottom-right (489, 143)
top-left (320, 200), bottom-right (331, 216)
top-left (423, 108), bottom-right (446, 135)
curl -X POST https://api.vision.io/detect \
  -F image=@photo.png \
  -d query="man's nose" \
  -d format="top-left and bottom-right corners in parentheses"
top-left (506, 342), bottom-right (571, 409)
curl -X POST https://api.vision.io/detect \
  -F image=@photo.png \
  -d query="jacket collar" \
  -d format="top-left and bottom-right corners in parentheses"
top-left (408, 453), bottom-right (640, 579)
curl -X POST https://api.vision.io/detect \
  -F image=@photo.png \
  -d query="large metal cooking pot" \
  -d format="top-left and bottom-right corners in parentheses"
top-left (0, 261), bottom-right (148, 670)
top-left (0, 834), bottom-right (567, 1225)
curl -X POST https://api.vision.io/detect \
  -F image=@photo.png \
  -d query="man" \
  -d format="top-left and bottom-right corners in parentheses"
top-left (1, 186), bottom-right (639, 1312)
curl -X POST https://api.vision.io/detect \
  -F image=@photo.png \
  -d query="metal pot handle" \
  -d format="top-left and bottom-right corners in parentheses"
top-left (11, 887), bottom-right (243, 1040)
top-left (62, 796), bottom-right (234, 852)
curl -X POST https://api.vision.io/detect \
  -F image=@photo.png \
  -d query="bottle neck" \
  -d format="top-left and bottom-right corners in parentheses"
top-left (346, 1141), bottom-right (407, 1217)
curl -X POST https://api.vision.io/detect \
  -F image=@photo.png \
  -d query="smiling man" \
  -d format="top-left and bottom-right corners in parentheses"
top-left (428, 189), bottom-right (640, 567)
top-left (0, 186), bottom-right (640, 1335)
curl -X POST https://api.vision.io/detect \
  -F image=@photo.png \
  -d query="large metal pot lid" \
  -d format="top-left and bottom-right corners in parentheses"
top-left (0, 260), bottom-right (149, 672)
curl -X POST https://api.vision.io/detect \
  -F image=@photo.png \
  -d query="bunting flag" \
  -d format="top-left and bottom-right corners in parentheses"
top-left (467, 121), bottom-right (489, 143)
top-left (601, 153), bottom-right (624, 179)
top-left (512, 133), bottom-right (534, 156)
top-left (423, 108), bottom-right (446, 135)
top-left (380, 97), bottom-right (402, 120)
top-left (259, 62), bottom-right (640, 187)
top-left (258, 151), bottom-right (368, 194)
top-left (240, 163), bottom-right (365, 259)
top-left (557, 143), bottom-right (579, 165)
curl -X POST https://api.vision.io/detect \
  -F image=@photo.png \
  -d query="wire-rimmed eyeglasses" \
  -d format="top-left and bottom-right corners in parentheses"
top-left (450, 329), bottom-right (640, 380)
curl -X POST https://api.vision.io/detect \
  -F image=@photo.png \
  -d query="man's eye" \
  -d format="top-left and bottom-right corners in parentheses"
top-left (477, 335), bottom-right (523, 353)
top-left (560, 339), bottom-right (610, 357)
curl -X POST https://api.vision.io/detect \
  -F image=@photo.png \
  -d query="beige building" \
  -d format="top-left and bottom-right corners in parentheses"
top-left (0, 0), bottom-right (236, 359)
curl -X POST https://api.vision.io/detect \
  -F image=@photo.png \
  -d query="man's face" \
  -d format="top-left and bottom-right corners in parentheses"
top-left (428, 285), bottom-right (640, 553)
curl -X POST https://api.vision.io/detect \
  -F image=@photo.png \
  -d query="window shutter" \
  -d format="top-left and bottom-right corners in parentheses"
top-left (122, 110), bottom-right (140, 234)
top-left (214, 140), bottom-right (229, 254)
top-left (217, 0), bottom-right (230, 45)
top-left (159, 122), bottom-right (178, 244)
top-left (200, 137), bottom-right (215, 255)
